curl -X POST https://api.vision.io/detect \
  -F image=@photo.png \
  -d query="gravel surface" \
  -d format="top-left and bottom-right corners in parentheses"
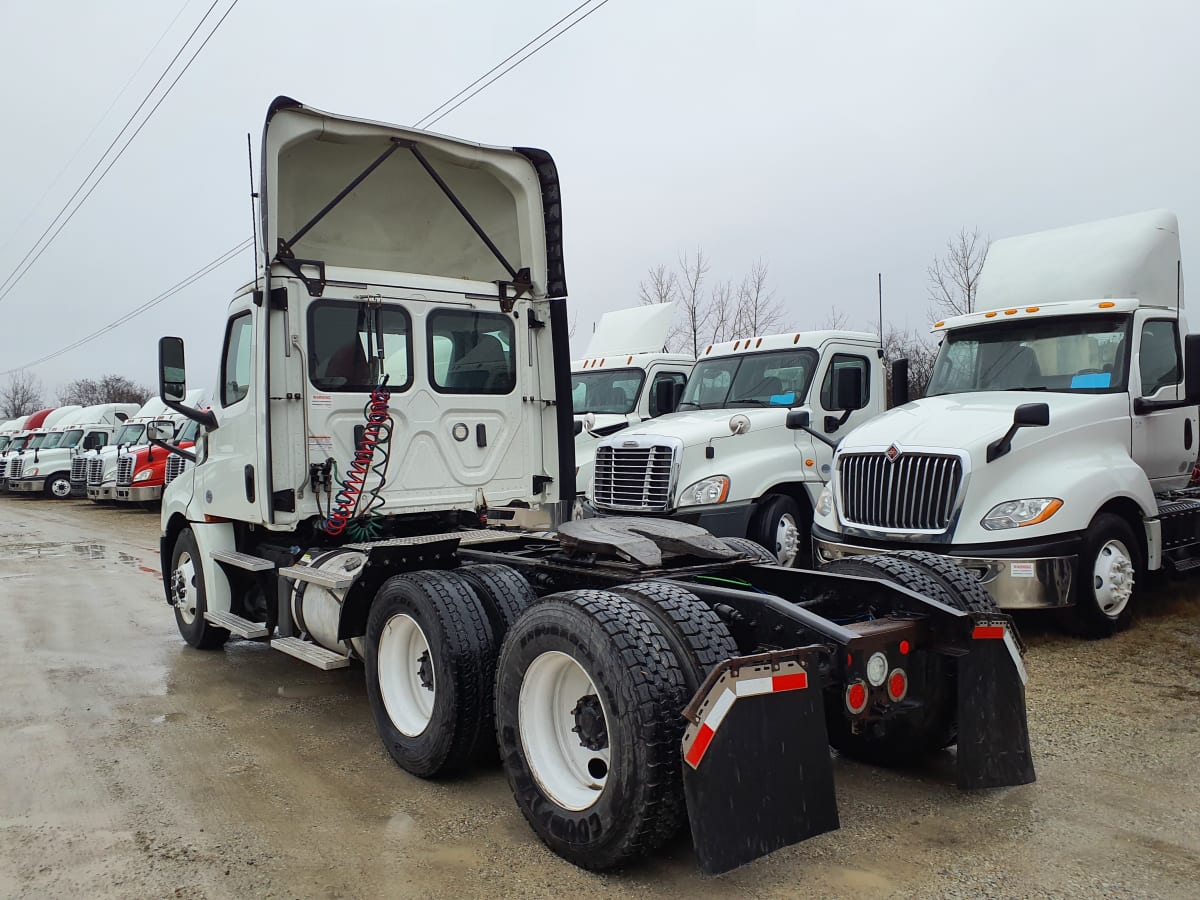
top-left (1, 498), bottom-right (1199, 898)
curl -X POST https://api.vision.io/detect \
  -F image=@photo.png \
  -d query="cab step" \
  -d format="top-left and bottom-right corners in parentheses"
top-left (278, 565), bottom-right (354, 591)
top-left (1169, 555), bottom-right (1200, 573)
top-left (204, 610), bottom-right (268, 639)
top-left (270, 637), bottom-right (351, 670)
top-left (211, 549), bottom-right (276, 572)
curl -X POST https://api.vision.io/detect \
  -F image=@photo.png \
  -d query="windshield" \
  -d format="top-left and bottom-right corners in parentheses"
top-left (61, 429), bottom-right (84, 448)
top-left (926, 314), bottom-right (1132, 397)
top-left (678, 348), bottom-right (818, 410)
top-left (571, 368), bottom-right (646, 415)
top-left (26, 434), bottom-right (48, 450)
top-left (114, 424), bottom-right (146, 445)
top-left (0, 438), bottom-right (8, 451)
top-left (178, 420), bottom-right (200, 442)
top-left (41, 433), bottom-right (66, 449)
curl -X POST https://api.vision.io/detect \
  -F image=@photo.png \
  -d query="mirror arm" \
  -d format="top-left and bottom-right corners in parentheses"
top-left (163, 398), bottom-right (218, 431)
top-left (801, 424), bottom-right (839, 449)
top-left (1133, 397), bottom-right (1197, 415)
top-left (149, 438), bottom-right (197, 463)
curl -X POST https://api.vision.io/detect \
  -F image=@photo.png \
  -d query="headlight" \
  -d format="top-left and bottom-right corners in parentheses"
top-left (677, 475), bottom-right (730, 507)
top-left (815, 484), bottom-right (834, 517)
top-left (981, 497), bottom-right (1062, 530)
top-left (134, 469), bottom-right (155, 483)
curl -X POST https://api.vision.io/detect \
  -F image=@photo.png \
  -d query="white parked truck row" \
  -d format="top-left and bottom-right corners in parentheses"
top-left (6, 403), bottom-right (139, 498)
top-left (814, 210), bottom-right (1200, 638)
top-left (147, 97), bottom-right (1034, 875)
top-left (589, 328), bottom-right (888, 566)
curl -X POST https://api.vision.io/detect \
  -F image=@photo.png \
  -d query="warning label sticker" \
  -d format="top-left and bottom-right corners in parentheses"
top-left (1010, 562), bottom-right (1036, 579)
top-left (308, 435), bottom-right (333, 456)
top-left (310, 394), bottom-right (332, 408)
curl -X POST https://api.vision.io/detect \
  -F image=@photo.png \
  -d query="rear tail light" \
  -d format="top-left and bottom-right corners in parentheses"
top-left (845, 680), bottom-right (868, 714)
top-left (887, 668), bottom-right (908, 702)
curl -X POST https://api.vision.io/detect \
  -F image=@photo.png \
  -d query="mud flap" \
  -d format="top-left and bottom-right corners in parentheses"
top-left (956, 619), bottom-right (1036, 790)
top-left (681, 652), bottom-right (839, 875)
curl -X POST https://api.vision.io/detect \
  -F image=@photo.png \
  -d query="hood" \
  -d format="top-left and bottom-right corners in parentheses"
top-left (261, 97), bottom-right (564, 297)
top-left (584, 305), bottom-right (676, 357)
top-left (841, 392), bottom-right (1127, 458)
top-left (612, 407), bottom-right (789, 449)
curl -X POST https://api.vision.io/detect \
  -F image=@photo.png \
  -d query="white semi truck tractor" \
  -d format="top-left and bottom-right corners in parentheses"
top-left (7, 403), bottom-right (138, 498)
top-left (590, 330), bottom-right (888, 566)
top-left (152, 96), bottom-right (1035, 874)
top-left (814, 210), bottom-right (1200, 638)
top-left (571, 304), bottom-right (694, 517)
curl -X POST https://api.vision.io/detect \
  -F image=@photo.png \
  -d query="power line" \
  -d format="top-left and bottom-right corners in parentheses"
top-left (0, 0), bottom-right (240, 304)
top-left (0, 0), bottom-right (194, 260)
top-left (424, 0), bottom-right (615, 129)
top-left (412, 0), bottom-right (599, 129)
top-left (1, 238), bottom-right (252, 376)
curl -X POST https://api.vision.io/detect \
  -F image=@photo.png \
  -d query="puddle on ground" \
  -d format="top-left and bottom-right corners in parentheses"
top-left (0, 540), bottom-right (159, 575)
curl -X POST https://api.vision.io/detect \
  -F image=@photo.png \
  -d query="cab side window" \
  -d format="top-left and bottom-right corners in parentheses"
top-left (221, 312), bottom-right (254, 407)
top-left (83, 431), bottom-right (106, 450)
top-left (1139, 320), bottom-right (1181, 396)
top-left (820, 354), bottom-right (870, 410)
top-left (648, 371), bottom-right (687, 417)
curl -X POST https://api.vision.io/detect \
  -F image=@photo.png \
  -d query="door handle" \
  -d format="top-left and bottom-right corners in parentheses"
top-left (476, 424), bottom-right (487, 448)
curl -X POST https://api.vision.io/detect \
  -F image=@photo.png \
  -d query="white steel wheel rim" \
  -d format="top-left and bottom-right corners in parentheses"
top-left (174, 552), bottom-right (198, 625)
top-left (775, 512), bottom-right (801, 567)
top-left (519, 651), bottom-right (610, 812)
top-left (1093, 538), bottom-right (1134, 617)
top-left (50, 477), bottom-right (71, 497)
top-left (378, 614), bottom-right (436, 737)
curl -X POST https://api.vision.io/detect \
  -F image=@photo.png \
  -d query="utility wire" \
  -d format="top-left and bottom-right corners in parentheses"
top-left (3, 0), bottom-right (613, 374)
top-left (412, 0), bottom-right (598, 129)
top-left (0, 238), bottom-right (252, 376)
top-left (423, 0), bottom-right (614, 129)
top-left (0, 0), bottom-right (194, 259)
top-left (0, 0), bottom-right (240, 304)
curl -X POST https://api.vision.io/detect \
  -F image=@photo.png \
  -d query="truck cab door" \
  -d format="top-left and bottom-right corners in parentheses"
top-left (199, 299), bottom-right (265, 523)
top-left (807, 351), bottom-right (874, 480)
top-left (1132, 317), bottom-right (1197, 489)
top-left (644, 367), bottom-right (688, 420)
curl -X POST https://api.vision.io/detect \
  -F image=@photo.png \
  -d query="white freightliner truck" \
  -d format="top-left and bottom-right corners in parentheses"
top-left (7, 403), bottom-right (139, 498)
top-left (814, 210), bottom-right (1200, 637)
top-left (82, 395), bottom-right (201, 501)
top-left (1, 406), bottom-right (79, 492)
top-left (589, 330), bottom-right (888, 566)
top-left (151, 97), bottom-right (1034, 875)
top-left (571, 304), bottom-right (694, 515)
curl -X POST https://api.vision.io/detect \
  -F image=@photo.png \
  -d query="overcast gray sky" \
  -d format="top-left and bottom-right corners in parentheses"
top-left (1, 0), bottom-right (1196, 399)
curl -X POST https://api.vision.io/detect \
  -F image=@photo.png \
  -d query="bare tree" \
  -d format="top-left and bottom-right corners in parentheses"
top-left (820, 309), bottom-right (850, 330)
top-left (638, 263), bottom-right (683, 351)
top-left (59, 374), bottom-right (150, 407)
top-left (880, 325), bottom-right (938, 402)
top-left (0, 370), bottom-right (45, 417)
top-left (733, 260), bottom-right (788, 338)
top-left (676, 248), bottom-right (711, 358)
top-left (928, 227), bottom-right (989, 320)
top-left (706, 280), bottom-right (737, 345)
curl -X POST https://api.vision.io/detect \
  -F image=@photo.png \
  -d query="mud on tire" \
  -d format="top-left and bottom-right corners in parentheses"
top-left (495, 590), bottom-right (688, 870)
top-left (365, 570), bottom-right (497, 778)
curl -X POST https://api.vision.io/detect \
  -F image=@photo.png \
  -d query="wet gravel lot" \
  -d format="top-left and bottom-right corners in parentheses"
top-left (1, 497), bottom-right (1199, 898)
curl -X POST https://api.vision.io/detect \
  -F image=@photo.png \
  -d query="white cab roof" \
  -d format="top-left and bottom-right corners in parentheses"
top-left (975, 209), bottom-right (1183, 312)
top-left (700, 330), bottom-right (879, 359)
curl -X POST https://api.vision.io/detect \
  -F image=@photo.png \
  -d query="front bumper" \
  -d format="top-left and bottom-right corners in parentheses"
top-left (116, 485), bottom-right (163, 502)
top-left (812, 528), bottom-right (1075, 610)
top-left (70, 481), bottom-right (87, 498)
top-left (87, 485), bottom-right (115, 501)
top-left (7, 478), bottom-right (46, 493)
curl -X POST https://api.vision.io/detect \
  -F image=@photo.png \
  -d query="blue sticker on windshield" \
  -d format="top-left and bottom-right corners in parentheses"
top-left (1070, 373), bottom-right (1111, 388)
top-left (769, 392), bottom-right (796, 405)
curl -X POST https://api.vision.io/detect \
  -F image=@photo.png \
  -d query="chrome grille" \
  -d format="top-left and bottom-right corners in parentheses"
top-left (838, 452), bottom-right (964, 531)
top-left (116, 455), bottom-right (135, 486)
top-left (71, 457), bottom-right (88, 482)
top-left (0, 458), bottom-right (7, 479)
top-left (164, 454), bottom-right (188, 485)
top-left (592, 444), bottom-right (676, 512)
top-left (87, 457), bottom-right (104, 486)
top-left (7, 458), bottom-right (23, 479)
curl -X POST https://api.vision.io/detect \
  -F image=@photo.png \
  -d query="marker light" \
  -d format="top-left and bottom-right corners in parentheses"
top-left (866, 652), bottom-right (888, 686)
top-left (845, 681), bottom-right (868, 714)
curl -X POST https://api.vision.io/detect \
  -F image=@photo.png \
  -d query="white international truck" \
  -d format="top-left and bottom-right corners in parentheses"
top-left (7, 403), bottom-right (139, 498)
top-left (813, 210), bottom-right (1200, 638)
top-left (148, 96), bottom-right (1033, 875)
top-left (589, 330), bottom-right (888, 566)
top-left (571, 304), bottom-right (693, 515)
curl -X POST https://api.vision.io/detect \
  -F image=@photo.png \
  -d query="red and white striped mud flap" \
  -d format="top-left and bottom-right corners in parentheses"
top-left (956, 616), bottom-right (1036, 791)
top-left (680, 648), bottom-right (838, 875)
